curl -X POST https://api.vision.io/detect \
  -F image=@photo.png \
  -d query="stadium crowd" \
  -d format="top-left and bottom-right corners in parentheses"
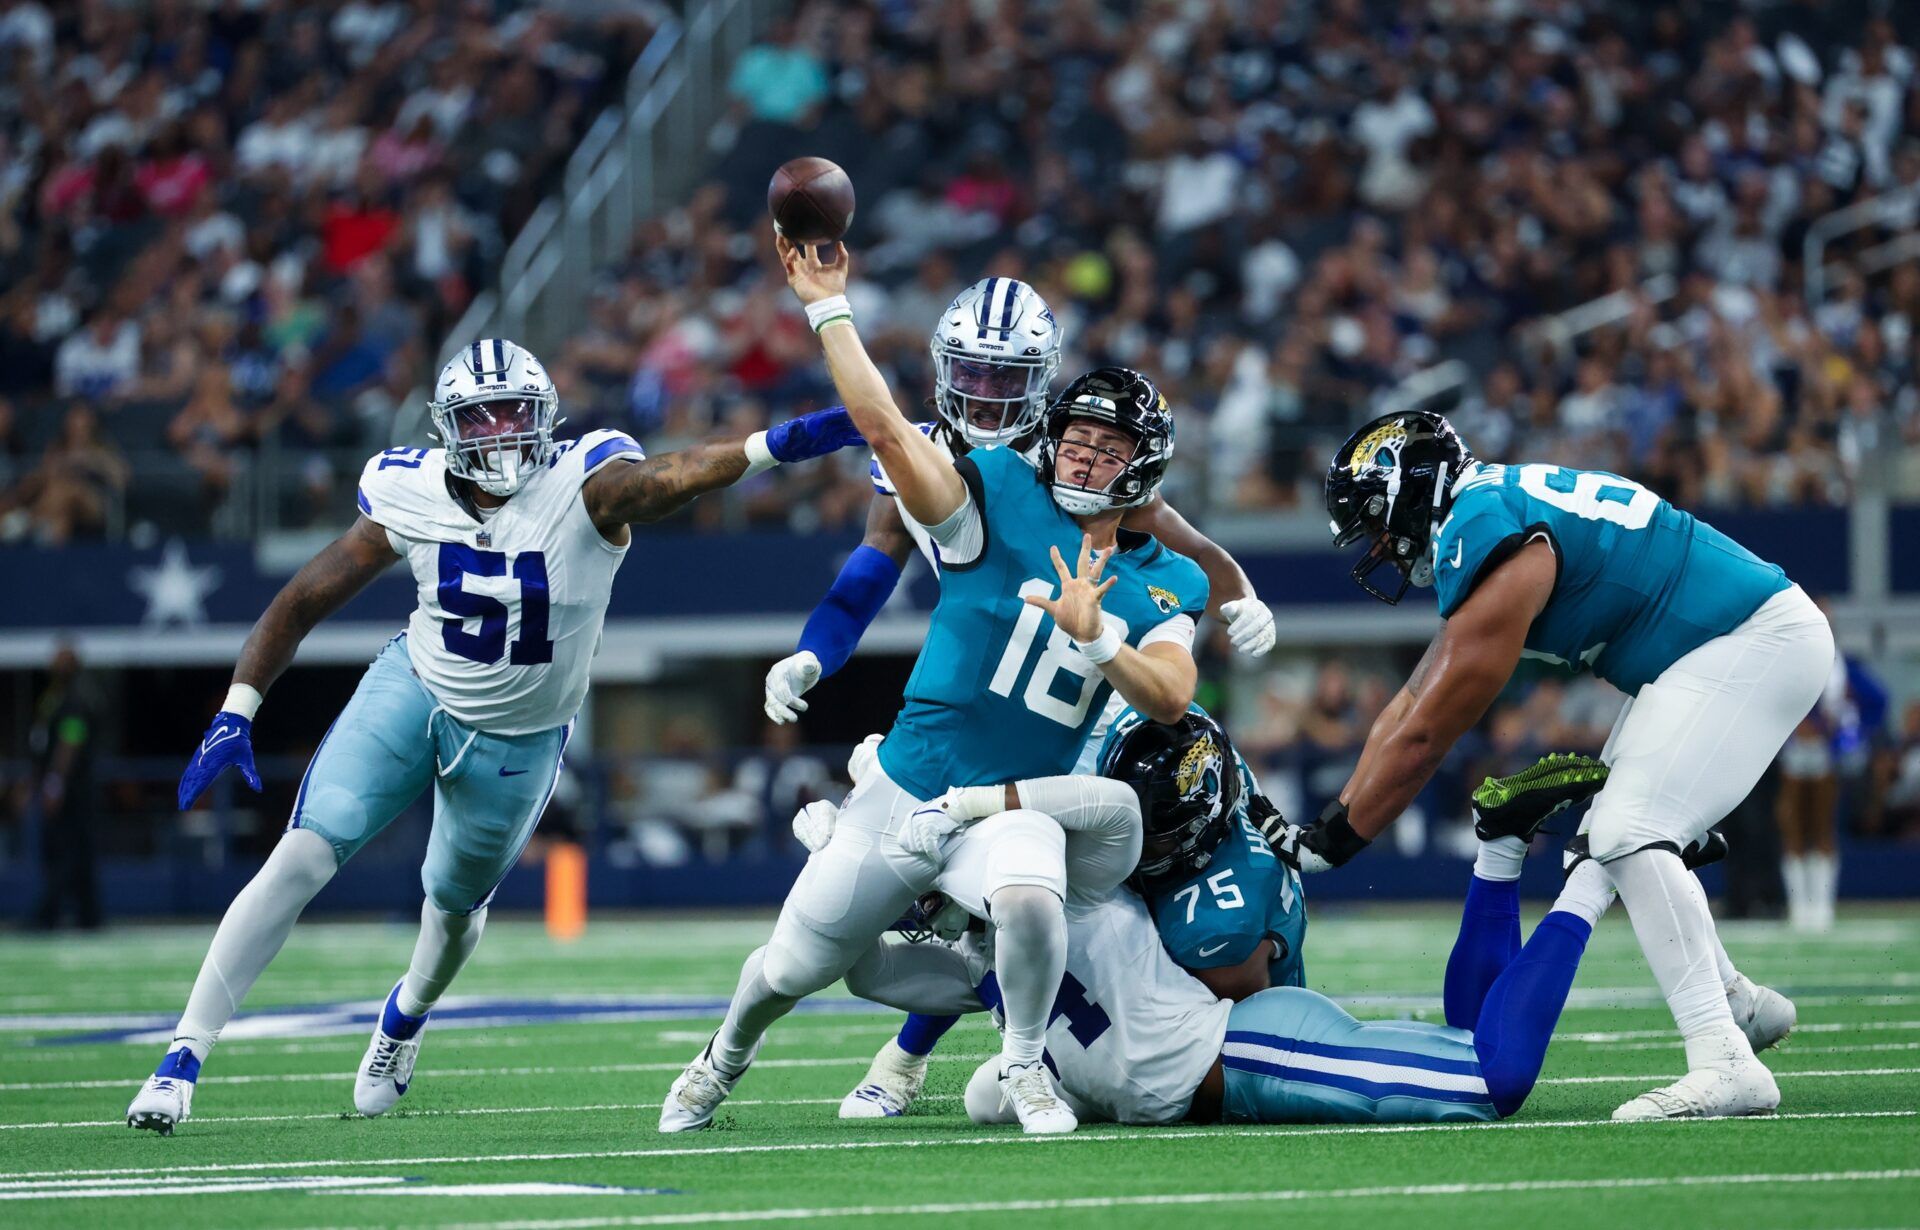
top-left (0, 0), bottom-right (658, 542)
top-left (2, 2), bottom-right (1918, 543)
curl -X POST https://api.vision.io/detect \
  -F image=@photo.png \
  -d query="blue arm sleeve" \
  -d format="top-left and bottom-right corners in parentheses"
top-left (797, 544), bottom-right (904, 676)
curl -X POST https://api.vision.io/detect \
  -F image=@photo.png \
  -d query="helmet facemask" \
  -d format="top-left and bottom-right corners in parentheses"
top-left (930, 337), bottom-right (1059, 449)
top-left (1327, 411), bottom-right (1470, 604)
top-left (1103, 713), bottom-right (1242, 893)
top-left (434, 394), bottom-right (557, 496)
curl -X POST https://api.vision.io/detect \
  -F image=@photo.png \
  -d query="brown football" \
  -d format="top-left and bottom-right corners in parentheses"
top-left (768, 156), bottom-right (855, 243)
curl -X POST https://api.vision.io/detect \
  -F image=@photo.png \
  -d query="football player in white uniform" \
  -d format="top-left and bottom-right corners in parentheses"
top-left (761, 275), bottom-right (1275, 727)
top-left (127, 338), bottom-right (861, 1134)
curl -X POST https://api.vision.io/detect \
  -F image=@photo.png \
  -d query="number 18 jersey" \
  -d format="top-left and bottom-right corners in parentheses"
top-left (1432, 462), bottom-right (1790, 695)
top-left (355, 431), bottom-right (644, 735)
top-left (876, 447), bottom-right (1210, 799)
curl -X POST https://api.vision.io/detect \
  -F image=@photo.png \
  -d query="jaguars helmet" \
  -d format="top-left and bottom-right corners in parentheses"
top-left (1326, 409), bottom-right (1474, 604)
top-left (1102, 710), bottom-right (1241, 892)
top-left (429, 338), bottom-right (562, 497)
top-left (1036, 366), bottom-right (1174, 516)
top-left (928, 277), bottom-right (1062, 448)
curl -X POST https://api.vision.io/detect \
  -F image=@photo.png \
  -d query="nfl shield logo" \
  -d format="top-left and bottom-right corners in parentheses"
top-left (476, 530), bottom-right (492, 548)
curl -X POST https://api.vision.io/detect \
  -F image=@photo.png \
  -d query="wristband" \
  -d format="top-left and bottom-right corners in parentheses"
top-left (743, 430), bottom-right (778, 477)
top-left (1074, 619), bottom-right (1124, 665)
top-left (1315, 799), bottom-right (1371, 864)
top-left (805, 295), bottom-right (853, 333)
top-left (224, 683), bottom-right (263, 721)
top-left (946, 785), bottom-right (1007, 821)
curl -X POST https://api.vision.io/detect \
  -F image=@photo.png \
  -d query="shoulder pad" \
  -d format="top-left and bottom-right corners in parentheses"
top-left (560, 430), bottom-right (646, 483)
top-left (357, 447), bottom-right (445, 534)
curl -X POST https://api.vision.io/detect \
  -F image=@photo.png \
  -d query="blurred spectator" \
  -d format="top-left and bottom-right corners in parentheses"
top-left (25, 643), bottom-right (102, 930)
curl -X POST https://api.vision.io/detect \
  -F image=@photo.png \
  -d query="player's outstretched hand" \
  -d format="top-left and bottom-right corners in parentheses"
top-left (1024, 534), bottom-right (1116, 644)
top-left (764, 651), bottom-right (823, 723)
top-left (775, 232), bottom-right (848, 305)
top-left (764, 406), bottom-right (864, 464)
top-left (1220, 597), bottom-right (1276, 657)
top-left (178, 711), bottom-right (262, 810)
top-left (792, 799), bottom-right (837, 853)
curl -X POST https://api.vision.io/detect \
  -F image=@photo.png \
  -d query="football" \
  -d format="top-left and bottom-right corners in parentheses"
top-left (768, 156), bottom-right (855, 243)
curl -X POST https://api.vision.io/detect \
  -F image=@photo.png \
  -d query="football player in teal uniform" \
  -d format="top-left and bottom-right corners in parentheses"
top-left (1277, 410), bottom-right (1828, 1121)
top-left (662, 235), bottom-right (1208, 1136)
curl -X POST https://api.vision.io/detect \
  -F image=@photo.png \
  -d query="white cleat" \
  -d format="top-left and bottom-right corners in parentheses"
top-left (127, 1048), bottom-right (199, 1135)
top-left (998, 1059), bottom-right (1078, 1135)
top-left (659, 1036), bottom-right (756, 1133)
top-left (355, 982), bottom-right (427, 1117)
top-left (1611, 1060), bottom-right (1780, 1121)
top-left (839, 1038), bottom-right (928, 1119)
top-left (1727, 974), bottom-right (1795, 1054)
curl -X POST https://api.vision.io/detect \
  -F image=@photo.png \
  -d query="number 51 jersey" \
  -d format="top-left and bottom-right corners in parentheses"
top-left (356, 431), bottom-right (644, 736)
top-left (1432, 462), bottom-right (1791, 695)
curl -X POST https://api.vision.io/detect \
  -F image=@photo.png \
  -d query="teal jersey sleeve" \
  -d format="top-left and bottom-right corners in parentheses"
top-left (1431, 484), bottom-right (1554, 620)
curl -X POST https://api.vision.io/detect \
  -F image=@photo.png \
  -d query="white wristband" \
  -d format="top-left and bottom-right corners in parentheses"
top-left (1074, 620), bottom-right (1124, 665)
top-left (945, 784), bottom-right (1008, 821)
top-left (223, 683), bottom-right (263, 721)
top-left (805, 295), bottom-right (852, 333)
top-left (743, 430), bottom-right (778, 478)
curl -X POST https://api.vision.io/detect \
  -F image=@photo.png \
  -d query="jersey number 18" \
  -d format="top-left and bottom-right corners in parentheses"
top-left (986, 579), bottom-right (1131, 728)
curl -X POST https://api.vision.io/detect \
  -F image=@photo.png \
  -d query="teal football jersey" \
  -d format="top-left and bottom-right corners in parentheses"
top-left (1432, 462), bottom-right (1790, 695)
top-left (1097, 704), bottom-right (1309, 988)
top-left (877, 447), bottom-right (1209, 799)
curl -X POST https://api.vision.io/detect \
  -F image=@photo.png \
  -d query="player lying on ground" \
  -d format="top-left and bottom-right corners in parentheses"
top-left (129, 339), bottom-right (861, 1134)
top-left (828, 704), bottom-right (1307, 1118)
top-left (1269, 409), bottom-right (1821, 1120)
top-left (843, 759), bottom-right (1630, 1126)
top-left (762, 275), bottom-right (1274, 727)
top-left (661, 236), bottom-right (1206, 1136)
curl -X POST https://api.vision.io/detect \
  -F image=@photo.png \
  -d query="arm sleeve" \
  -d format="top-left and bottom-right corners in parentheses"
top-left (1138, 613), bottom-right (1196, 652)
top-left (1013, 774), bottom-right (1144, 902)
top-left (796, 545), bottom-right (903, 676)
top-left (922, 452), bottom-right (994, 568)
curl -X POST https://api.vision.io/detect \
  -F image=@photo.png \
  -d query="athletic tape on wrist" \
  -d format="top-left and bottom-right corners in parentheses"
top-left (1074, 620), bottom-right (1124, 664)
top-left (223, 683), bottom-right (263, 721)
top-left (743, 430), bottom-right (778, 477)
top-left (805, 295), bottom-right (853, 333)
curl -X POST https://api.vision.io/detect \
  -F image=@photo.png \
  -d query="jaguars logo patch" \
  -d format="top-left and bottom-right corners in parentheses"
top-left (1176, 734), bottom-right (1219, 799)
top-left (1147, 584), bottom-right (1179, 614)
top-left (1349, 420), bottom-right (1408, 475)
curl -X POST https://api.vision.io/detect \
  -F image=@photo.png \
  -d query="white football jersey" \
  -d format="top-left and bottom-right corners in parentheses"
top-left (355, 430), bottom-right (644, 735)
top-left (971, 890), bottom-right (1230, 1125)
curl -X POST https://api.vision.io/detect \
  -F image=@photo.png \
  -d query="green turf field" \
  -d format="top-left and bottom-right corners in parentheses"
top-left (1, 905), bottom-right (1916, 1229)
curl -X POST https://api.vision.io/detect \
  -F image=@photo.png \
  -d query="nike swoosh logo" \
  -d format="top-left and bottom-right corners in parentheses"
top-left (498, 767), bottom-right (529, 777)
top-left (1197, 942), bottom-right (1232, 957)
top-left (200, 726), bottom-right (243, 756)
top-left (1449, 539), bottom-right (1464, 569)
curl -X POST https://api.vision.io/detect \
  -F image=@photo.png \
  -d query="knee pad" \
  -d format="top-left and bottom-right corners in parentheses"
top-left (760, 921), bottom-right (848, 1000)
top-left (980, 810), bottom-right (1067, 903)
top-left (965, 1056), bottom-right (1014, 1124)
top-left (266, 828), bottom-right (340, 900)
top-left (987, 883), bottom-right (1064, 933)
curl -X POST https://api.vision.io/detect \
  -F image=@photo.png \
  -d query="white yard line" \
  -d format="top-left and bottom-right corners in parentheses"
top-left (0, 1110), bottom-right (1909, 1185)
top-left (291, 1167), bottom-right (1920, 1228)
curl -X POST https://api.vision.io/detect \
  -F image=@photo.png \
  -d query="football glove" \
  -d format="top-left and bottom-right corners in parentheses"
top-left (1219, 597), bottom-right (1276, 657)
top-left (1472, 752), bottom-right (1609, 844)
top-left (898, 799), bottom-right (962, 857)
top-left (847, 733), bottom-right (884, 787)
top-left (764, 650), bottom-right (823, 724)
top-left (178, 711), bottom-right (262, 810)
top-left (765, 406), bottom-right (864, 463)
top-left (792, 799), bottom-right (838, 853)
top-left (1268, 800), bottom-right (1370, 874)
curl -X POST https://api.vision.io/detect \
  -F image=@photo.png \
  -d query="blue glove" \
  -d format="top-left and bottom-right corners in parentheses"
top-left (765, 406), bottom-right (864, 463)
top-left (178, 712), bottom-right (262, 810)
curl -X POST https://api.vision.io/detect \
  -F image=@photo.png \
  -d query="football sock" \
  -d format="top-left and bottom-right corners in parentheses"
top-left (1609, 847), bottom-right (1757, 1071)
top-left (1555, 858), bottom-right (1616, 929)
top-left (397, 902), bottom-right (486, 1019)
top-left (1708, 910), bottom-right (1739, 989)
top-left (897, 1013), bottom-right (961, 1058)
top-left (1473, 836), bottom-right (1527, 881)
top-left (711, 948), bottom-right (794, 1077)
top-left (988, 885), bottom-right (1067, 1067)
top-left (172, 829), bottom-right (337, 1064)
top-left (1472, 910), bottom-right (1591, 1118)
top-left (1807, 852), bottom-right (1838, 928)
top-left (1781, 853), bottom-right (1809, 927)
top-left (1443, 872), bottom-right (1523, 1029)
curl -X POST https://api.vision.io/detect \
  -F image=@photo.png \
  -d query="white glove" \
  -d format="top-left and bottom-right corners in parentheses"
top-left (1220, 597), bottom-right (1276, 657)
top-left (764, 651), bottom-right (823, 724)
top-left (792, 799), bottom-right (838, 853)
top-left (847, 733), bottom-right (884, 787)
top-left (895, 785), bottom-right (1004, 857)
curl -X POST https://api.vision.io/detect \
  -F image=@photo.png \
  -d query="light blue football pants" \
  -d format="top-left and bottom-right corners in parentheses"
top-left (288, 636), bottom-right (570, 914)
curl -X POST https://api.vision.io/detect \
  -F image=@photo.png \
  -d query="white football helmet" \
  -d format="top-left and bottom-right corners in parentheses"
top-left (929, 277), bottom-right (1062, 448)
top-left (429, 338), bottom-right (561, 497)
